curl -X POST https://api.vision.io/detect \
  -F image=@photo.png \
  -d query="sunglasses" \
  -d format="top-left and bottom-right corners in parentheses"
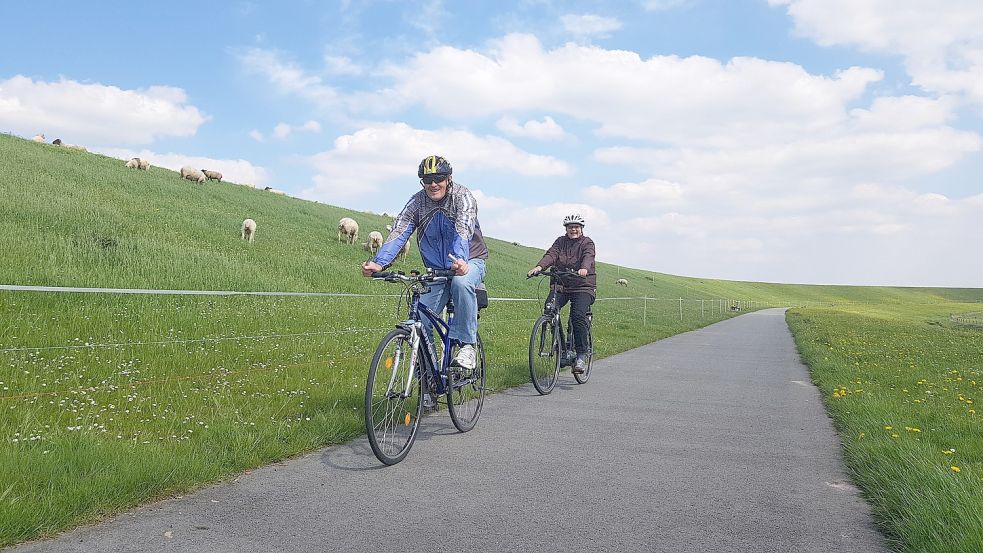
top-left (420, 175), bottom-right (449, 186)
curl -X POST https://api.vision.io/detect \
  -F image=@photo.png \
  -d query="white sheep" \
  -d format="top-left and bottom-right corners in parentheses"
top-left (180, 165), bottom-right (207, 184)
top-left (616, 278), bottom-right (628, 287)
top-left (241, 218), bottom-right (257, 242)
top-left (338, 217), bottom-right (358, 244)
top-left (386, 224), bottom-right (411, 262)
top-left (263, 186), bottom-right (286, 195)
top-left (138, 159), bottom-right (150, 171)
top-left (32, 133), bottom-right (45, 143)
top-left (125, 158), bottom-right (140, 169)
top-left (364, 231), bottom-right (383, 254)
top-left (202, 169), bottom-right (223, 181)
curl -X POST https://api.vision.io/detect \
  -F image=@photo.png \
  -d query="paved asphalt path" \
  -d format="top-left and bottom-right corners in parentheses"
top-left (12, 308), bottom-right (888, 552)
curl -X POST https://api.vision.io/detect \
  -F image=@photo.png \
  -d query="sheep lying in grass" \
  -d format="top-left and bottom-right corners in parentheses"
top-left (338, 217), bottom-right (358, 244)
top-left (202, 169), bottom-right (223, 181)
top-left (616, 278), bottom-right (628, 287)
top-left (386, 224), bottom-right (411, 262)
top-left (126, 158), bottom-right (151, 170)
top-left (51, 139), bottom-right (86, 151)
top-left (52, 139), bottom-right (62, 145)
top-left (363, 231), bottom-right (383, 254)
top-left (180, 166), bottom-right (206, 184)
top-left (32, 133), bottom-right (45, 143)
top-left (241, 218), bottom-right (256, 242)
top-left (263, 186), bottom-right (286, 195)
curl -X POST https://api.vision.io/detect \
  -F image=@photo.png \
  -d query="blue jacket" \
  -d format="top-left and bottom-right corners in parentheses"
top-left (374, 181), bottom-right (489, 269)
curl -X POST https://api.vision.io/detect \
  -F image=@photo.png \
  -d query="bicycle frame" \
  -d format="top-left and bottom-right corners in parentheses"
top-left (380, 273), bottom-right (460, 400)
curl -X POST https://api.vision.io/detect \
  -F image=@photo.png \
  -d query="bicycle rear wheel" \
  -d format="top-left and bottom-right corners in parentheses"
top-left (574, 316), bottom-right (593, 384)
top-left (365, 328), bottom-right (423, 465)
top-left (447, 334), bottom-right (486, 432)
top-left (528, 315), bottom-right (560, 395)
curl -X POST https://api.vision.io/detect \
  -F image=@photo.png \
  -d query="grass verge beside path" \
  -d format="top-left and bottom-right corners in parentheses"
top-left (787, 304), bottom-right (983, 552)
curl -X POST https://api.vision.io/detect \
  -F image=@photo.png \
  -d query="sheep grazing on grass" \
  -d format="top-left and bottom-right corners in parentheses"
top-left (241, 218), bottom-right (257, 243)
top-left (386, 224), bottom-right (411, 262)
top-left (263, 186), bottom-right (286, 195)
top-left (52, 139), bottom-right (62, 145)
top-left (138, 159), bottom-right (150, 170)
top-left (180, 165), bottom-right (207, 184)
top-left (32, 133), bottom-right (45, 143)
top-left (125, 158), bottom-right (140, 169)
top-left (337, 217), bottom-right (358, 245)
top-left (616, 278), bottom-right (628, 287)
top-left (363, 231), bottom-right (383, 254)
top-left (202, 169), bottom-right (223, 181)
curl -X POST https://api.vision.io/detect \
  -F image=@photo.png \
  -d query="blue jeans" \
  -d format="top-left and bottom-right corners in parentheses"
top-left (420, 259), bottom-right (485, 345)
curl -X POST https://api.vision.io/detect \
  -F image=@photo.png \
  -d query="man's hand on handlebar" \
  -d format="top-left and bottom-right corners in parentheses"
top-left (362, 261), bottom-right (383, 277)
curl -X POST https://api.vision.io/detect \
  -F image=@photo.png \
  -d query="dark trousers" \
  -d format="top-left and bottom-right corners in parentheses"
top-left (552, 291), bottom-right (594, 355)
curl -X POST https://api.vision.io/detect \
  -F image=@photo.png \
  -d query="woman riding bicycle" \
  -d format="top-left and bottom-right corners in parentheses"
top-left (526, 213), bottom-right (596, 374)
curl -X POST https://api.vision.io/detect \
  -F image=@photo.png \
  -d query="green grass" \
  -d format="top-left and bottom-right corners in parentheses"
top-left (787, 304), bottom-right (983, 552)
top-left (0, 132), bottom-right (981, 548)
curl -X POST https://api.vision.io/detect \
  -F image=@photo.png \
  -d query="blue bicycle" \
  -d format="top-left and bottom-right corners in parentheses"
top-left (364, 269), bottom-right (487, 465)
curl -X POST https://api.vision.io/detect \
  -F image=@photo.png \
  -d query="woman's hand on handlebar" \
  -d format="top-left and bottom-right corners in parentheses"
top-left (527, 265), bottom-right (543, 278)
top-left (576, 268), bottom-right (588, 277)
top-left (362, 261), bottom-right (383, 277)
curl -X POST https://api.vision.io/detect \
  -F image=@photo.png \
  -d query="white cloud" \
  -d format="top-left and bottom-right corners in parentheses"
top-left (324, 55), bottom-right (363, 75)
top-left (495, 116), bottom-right (566, 140)
top-left (237, 48), bottom-right (340, 109)
top-left (248, 129), bottom-right (264, 142)
top-left (560, 14), bottom-right (622, 37)
top-left (300, 122), bottom-right (570, 202)
top-left (273, 123), bottom-right (292, 140)
top-left (770, 0), bottom-right (983, 105)
top-left (585, 178), bottom-right (684, 206)
top-left (0, 75), bottom-right (206, 145)
top-left (641, 0), bottom-right (694, 11)
top-left (271, 120), bottom-right (322, 140)
top-left (98, 147), bottom-right (270, 187)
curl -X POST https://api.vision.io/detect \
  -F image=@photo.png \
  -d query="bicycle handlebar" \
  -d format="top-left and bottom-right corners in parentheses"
top-left (371, 269), bottom-right (455, 283)
top-left (526, 267), bottom-right (587, 279)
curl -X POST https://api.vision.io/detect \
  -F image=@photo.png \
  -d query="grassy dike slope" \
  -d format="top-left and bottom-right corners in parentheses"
top-left (0, 133), bottom-right (980, 547)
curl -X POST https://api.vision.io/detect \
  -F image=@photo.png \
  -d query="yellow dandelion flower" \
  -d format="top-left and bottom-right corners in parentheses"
top-left (951, 466), bottom-right (961, 473)
top-left (970, 409), bottom-right (976, 415)
top-left (891, 433), bottom-right (899, 439)
top-left (884, 425), bottom-right (893, 430)
top-left (943, 449), bottom-right (956, 455)
top-left (859, 432), bottom-right (866, 439)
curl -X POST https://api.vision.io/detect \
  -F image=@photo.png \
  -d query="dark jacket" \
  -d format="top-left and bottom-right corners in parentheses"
top-left (537, 235), bottom-right (596, 295)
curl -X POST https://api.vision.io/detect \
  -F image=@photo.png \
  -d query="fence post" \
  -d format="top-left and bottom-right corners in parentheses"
top-left (678, 298), bottom-right (683, 321)
top-left (643, 297), bottom-right (647, 326)
top-left (701, 299), bottom-right (705, 317)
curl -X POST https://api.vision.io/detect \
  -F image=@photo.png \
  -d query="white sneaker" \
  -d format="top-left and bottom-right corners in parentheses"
top-left (453, 344), bottom-right (477, 370)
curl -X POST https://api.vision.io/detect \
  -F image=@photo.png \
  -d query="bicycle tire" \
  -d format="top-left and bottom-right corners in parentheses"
top-left (365, 328), bottom-right (423, 465)
top-left (574, 315), bottom-right (593, 384)
top-left (528, 315), bottom-right (560, 395)
top-left (447, 333), bottom-right (486, 432)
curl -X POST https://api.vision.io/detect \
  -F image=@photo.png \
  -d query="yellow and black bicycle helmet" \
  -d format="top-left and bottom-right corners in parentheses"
top-left (418, 155), bottom-right (453, 179)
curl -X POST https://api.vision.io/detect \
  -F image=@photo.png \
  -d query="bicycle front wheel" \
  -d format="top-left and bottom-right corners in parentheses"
top-left (365, 328), bottom-right (423, 465)
top-left (447, 334), bottom-right (486, 432)
top-left (574, 316), bottom-right (593, 384)
top-left (528, 316), bottom-right (560, 395)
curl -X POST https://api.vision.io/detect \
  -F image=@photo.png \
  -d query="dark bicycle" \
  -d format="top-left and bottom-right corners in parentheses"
top-left (364, 269), bottom-right (487, 465)
top-left (526, 268), bottom-right (593, 395)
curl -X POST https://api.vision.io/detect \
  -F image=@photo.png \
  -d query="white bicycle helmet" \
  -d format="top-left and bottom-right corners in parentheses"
top-left (563, 213), bottom-right (585, 227)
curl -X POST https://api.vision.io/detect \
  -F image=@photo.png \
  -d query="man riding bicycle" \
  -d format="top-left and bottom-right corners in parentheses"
top-left (527, 214), bottom-right (596, 374)
top-left (361, 155), bottom-right (488, 370)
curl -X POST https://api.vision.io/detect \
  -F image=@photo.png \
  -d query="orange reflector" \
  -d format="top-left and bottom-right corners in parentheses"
top-left (385, 357), bottom-right (393, 369)
top-left (404, 413), bottom-right (411, 426)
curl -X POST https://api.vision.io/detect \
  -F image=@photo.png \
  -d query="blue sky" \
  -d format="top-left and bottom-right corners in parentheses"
top-left (2, 0), bottom-right (981, 287)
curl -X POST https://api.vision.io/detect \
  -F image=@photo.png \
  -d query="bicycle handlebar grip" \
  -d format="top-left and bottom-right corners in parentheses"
top-left (370, 271), bottom-right (391, 279)
top-left (430, 269), bottom-right (456, 278)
